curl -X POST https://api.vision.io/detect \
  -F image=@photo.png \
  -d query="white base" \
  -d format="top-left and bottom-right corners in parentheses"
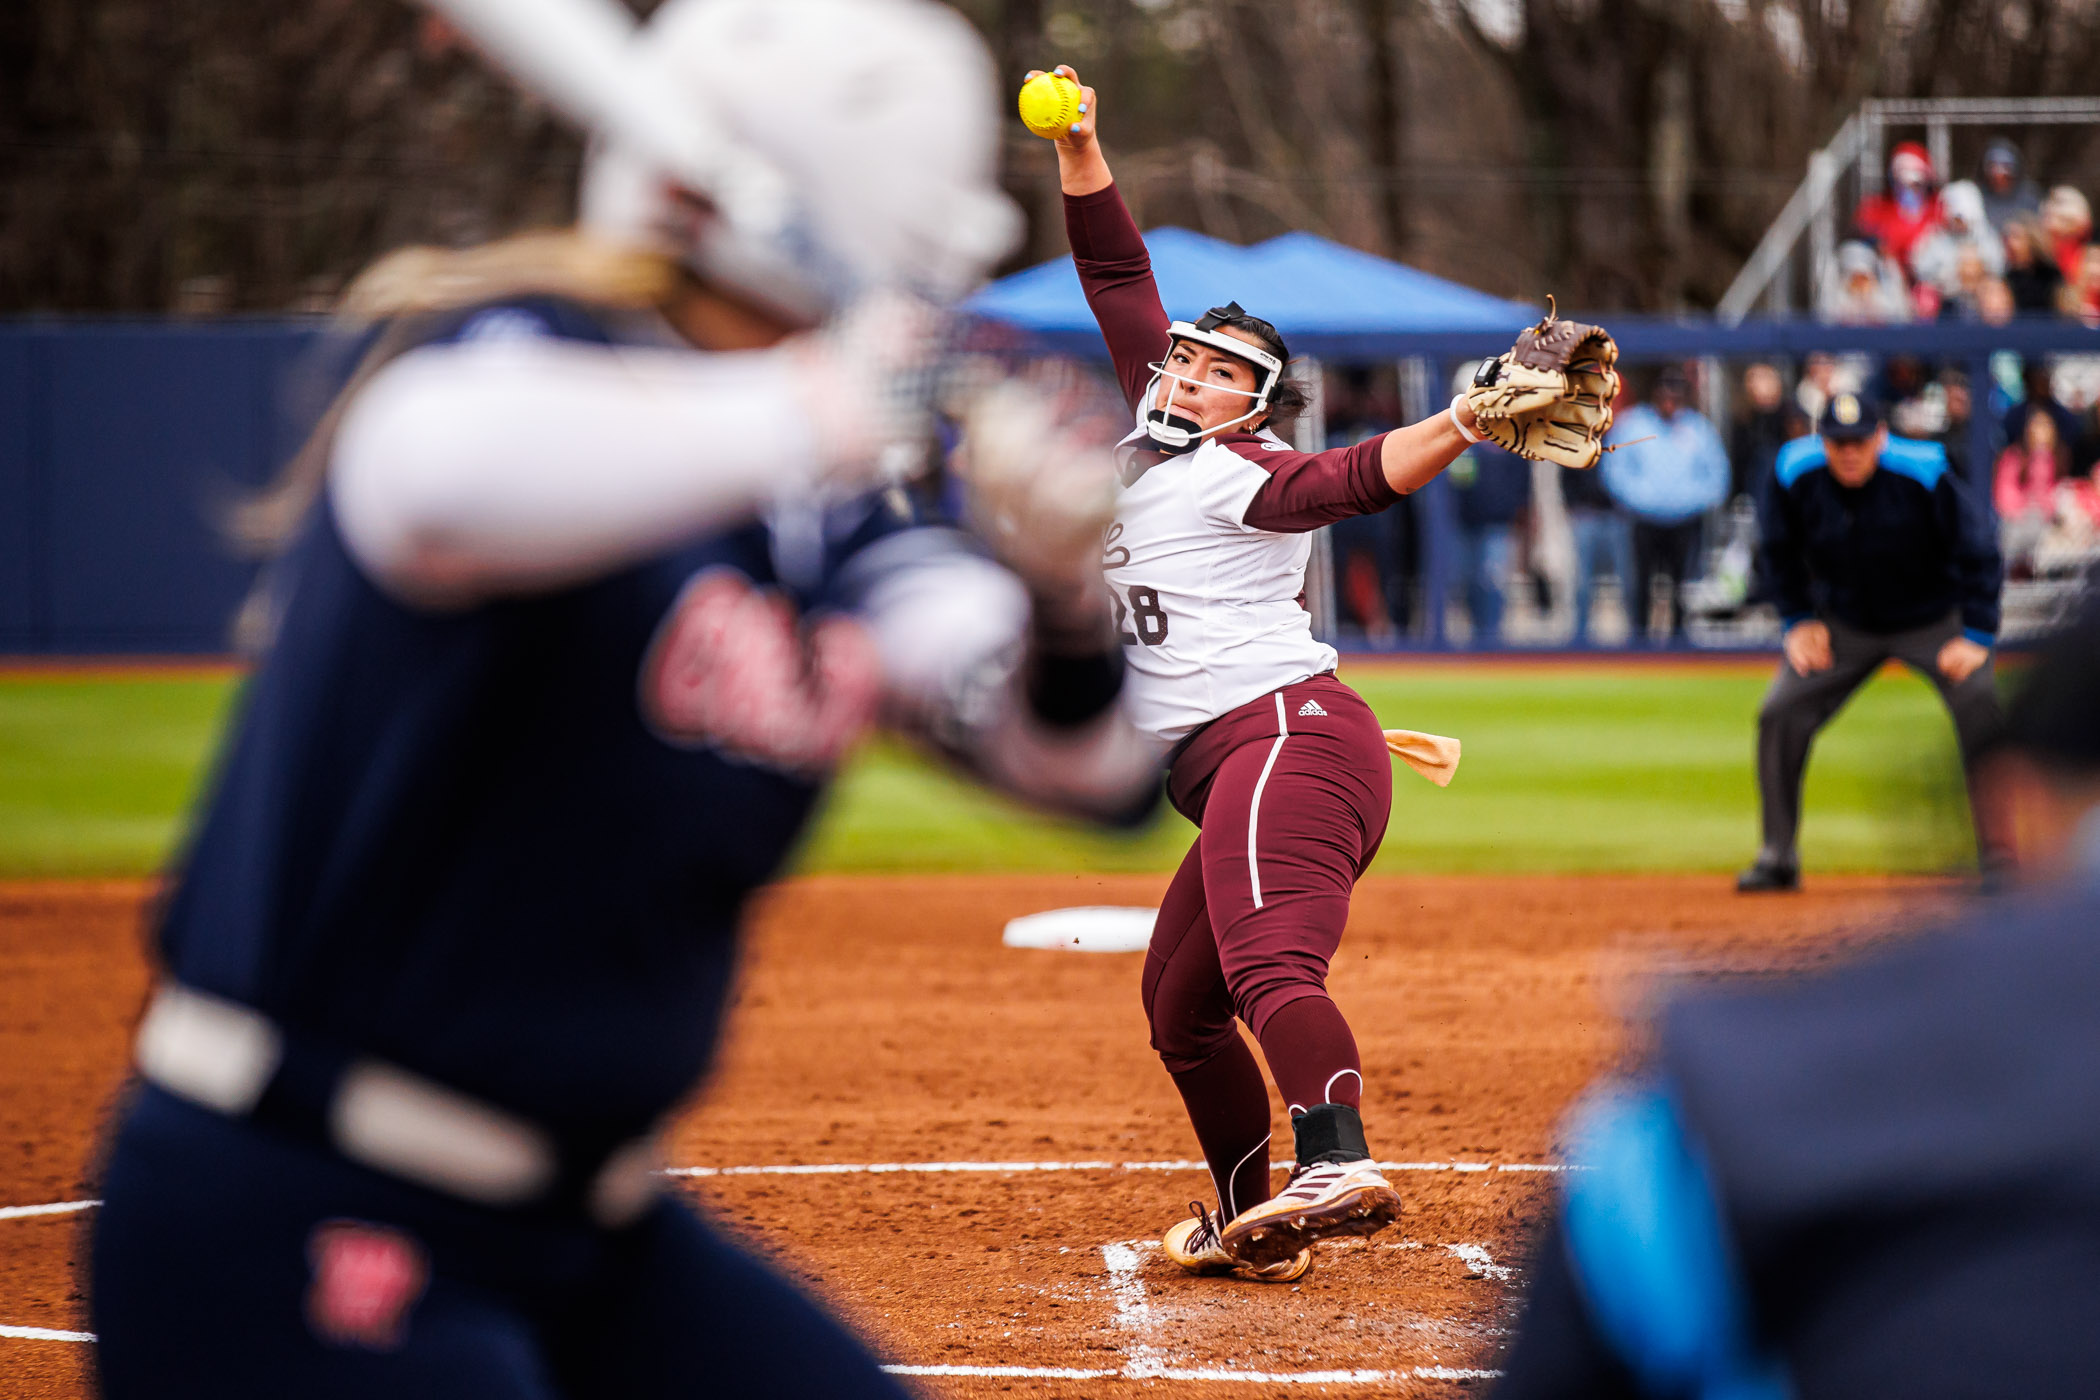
top-left (1001, 906), bottom-right (1159, 954)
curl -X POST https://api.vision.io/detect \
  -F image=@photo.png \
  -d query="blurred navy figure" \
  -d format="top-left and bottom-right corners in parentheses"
top-left (1324, 367), bottom-right (1408, 643)
top-left (1978, 138), bottom-right (2042, 233)
top-left (1602, 368), bottom-right (1729, 644)
top-left (1560, 456), bottom-right (1634, 648)
top-left (1493, 599), bottom-right (2100, 1400)
top-left (1446, 443), bottom-right (1530, 647)
top-left (1726, 363), bottom-right (1790, 501)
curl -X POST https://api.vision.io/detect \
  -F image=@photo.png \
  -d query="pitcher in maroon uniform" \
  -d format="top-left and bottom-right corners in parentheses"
top-left (1028, 65), bottom-right (1493, 1277)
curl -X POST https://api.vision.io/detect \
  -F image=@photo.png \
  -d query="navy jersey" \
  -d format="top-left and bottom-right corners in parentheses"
top-left (157, 301), bottom-right (930, 1149)
top-left (1757, 435), bottom-right (2002, 642)
top-left (1497, 870), bottom-right (2100, 1400)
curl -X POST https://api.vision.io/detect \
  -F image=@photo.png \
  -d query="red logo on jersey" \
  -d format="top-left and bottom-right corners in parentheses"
top-left (305, 1220), bottom-right (427, 1351)
top-left (641, 568), bottom-right (881, 773)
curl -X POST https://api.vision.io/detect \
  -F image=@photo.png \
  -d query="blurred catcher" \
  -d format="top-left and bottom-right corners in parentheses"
top-left (1494, 593), bottom-right (2100, 1400)
top-left (89, 3), bottom-right (1160, 1397)
top-left (1026, 62), bottom-right (1607, 1283)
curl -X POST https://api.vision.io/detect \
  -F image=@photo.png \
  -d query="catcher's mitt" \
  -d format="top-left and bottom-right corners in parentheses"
top-left (1463, 300), bottom-right (1620, 470)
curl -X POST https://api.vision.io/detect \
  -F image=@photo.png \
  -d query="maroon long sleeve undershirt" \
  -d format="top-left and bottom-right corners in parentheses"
top-left (1066, 182), bottom-right (1400, 535)
top-left (1065, 183), bottom-right (1169, 414)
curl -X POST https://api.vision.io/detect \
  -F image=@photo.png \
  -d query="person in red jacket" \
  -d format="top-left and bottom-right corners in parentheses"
top-left (1854, 142), bottom-right (1943, 277)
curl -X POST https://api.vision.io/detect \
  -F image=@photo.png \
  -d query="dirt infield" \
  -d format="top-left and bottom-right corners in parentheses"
top-left (0, 873), bottom-right (1950, 1398)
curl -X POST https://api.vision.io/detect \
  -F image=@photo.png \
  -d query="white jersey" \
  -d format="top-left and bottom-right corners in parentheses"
top-left (1103, 428), bottom-right (1338, 742)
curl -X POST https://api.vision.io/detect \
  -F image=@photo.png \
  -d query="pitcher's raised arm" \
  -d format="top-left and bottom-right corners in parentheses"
top-left (1028, 65), bottom-right (1168, 412)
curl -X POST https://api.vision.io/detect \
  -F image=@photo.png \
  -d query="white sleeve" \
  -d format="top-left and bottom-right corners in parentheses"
top-left (1192, 440), bottom-right (1279, 534)
top-left (329, 334), bottom-right (826, 604)
top-left (847, 532), bottom-right (1164, 820)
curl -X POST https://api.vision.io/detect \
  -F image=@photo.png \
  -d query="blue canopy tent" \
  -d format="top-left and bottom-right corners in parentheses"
top-left (966, 226), bottom-right (1538, 358)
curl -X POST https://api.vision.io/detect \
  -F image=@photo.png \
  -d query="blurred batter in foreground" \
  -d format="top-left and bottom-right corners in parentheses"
top-left (89, 5), bottom-right (1157, 1396)
top-left (1496, 595), bottom-right (2100, 1398)
top-left (1739, 392), bottom-right (2008, 893)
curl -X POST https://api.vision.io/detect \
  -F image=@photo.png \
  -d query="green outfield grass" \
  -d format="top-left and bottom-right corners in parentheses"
top-left (0, 661), bottom-right (1981, 879)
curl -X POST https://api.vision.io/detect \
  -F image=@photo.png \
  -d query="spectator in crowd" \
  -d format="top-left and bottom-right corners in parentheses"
top-left (1561, 448), bottom-right (1636, 648)
top-left (2005, 363), bottom-right (2081, 461)
top-left (1978, 137), bottom-right (2043, 230)
top-left (1325, 367), bottom-right (1407, 644)
top-left (2034, 469), bottom-right (2100, 574)
top-left (1912, 180), bottom-right (2004, 316)
top-left (2001, 217), bottom-right (2064, 314)
top-left (1819, 240), bottom-right (1911, 324)
top-left (2062, 244), bottom-right (2100, 324)
top-left (1602, 367), bottom-right (1731, 644)
top-left (1729, 362), bottom-right (1791, 500)
top-left (1997, 408), bottom-right (2071, 568)
top-left (1872, 356), bottom-right (1943, 443)
top-left (1932, 246), bottom-right (1993, 320)
top-left (2050, 460), bottom-right (2100, 538)
top-left (2041, 184), bottom-right (2090, 283)
top-left (1446, 443), bottom-right (1531, 647)
top-left (1854, 141), bottom-right (1943, 274)
top-left (1795, 352), bottom-right (1844, 423)
top-left (1938, 369), bottom-right (1979, 484)
top-left (1977, 275), bottom-right (2017, 325)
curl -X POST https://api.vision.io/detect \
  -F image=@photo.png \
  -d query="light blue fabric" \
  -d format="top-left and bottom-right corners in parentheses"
top-left (1569, 509), bottom-right (1636, 645)
top-left (1876, 435), bottom-right (1949, 490)
top-left (1447, 523), bottom-right (1515, 646)
top-left (966, 228), bottom-right (1536, 335)
top-left (1773, 436), bottom-right (1827, 490)
top-left (1602, 406), bottom-right (1731, 524)
top-left (1773, 433), bottom-right (1948, 491)
top-left (1561, 1082), bottom-right (1791, 1400)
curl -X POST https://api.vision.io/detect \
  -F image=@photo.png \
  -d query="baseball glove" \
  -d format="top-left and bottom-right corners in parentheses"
top-left (1463, 300), bottom-right (1620, 470)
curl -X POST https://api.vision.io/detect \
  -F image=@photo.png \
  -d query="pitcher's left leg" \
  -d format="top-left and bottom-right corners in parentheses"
top-left (1194, 681), bottom-right (1398, 1264)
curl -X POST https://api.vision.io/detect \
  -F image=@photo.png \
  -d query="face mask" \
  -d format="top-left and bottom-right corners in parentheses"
top-left (1137, 302), bottom-right (1285, 450)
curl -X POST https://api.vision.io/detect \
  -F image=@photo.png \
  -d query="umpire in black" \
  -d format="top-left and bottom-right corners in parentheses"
top-left (1494, 598), bottom-right (2100, 1400)
top-left (1738, 392), bottom-right (2008, 892)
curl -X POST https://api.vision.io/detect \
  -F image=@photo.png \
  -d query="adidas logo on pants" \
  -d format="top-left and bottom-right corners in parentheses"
top-left (1297, 699), bottom-right (1327, 717)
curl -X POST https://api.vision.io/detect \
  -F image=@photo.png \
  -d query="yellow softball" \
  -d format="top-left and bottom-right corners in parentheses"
top-left (1018, 71), bottom-right (1082, 139)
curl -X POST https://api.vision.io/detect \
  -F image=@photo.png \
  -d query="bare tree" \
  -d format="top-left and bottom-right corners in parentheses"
top-left (12, 0), bottom-right (2100, 313)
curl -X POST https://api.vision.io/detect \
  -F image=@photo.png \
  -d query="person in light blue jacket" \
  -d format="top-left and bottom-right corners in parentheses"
top-left (1602, 368), bottom-right (1730, 643)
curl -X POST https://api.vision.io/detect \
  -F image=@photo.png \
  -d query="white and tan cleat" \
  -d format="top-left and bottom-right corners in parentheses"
top-left (1220, 1160), bottom-right (1402, 1267)
top-left (1160, 1202), bottom-right (1313, 1283)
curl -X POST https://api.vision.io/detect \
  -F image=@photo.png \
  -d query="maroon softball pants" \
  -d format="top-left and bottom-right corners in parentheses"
top-left (1140, 673), bottom-right (1392, 1218)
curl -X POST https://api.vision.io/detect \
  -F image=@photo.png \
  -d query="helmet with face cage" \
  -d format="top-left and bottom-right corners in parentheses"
top-left (580, 0), bottom-right (1023, 327)
top-left (1140, 302), bottom-right (1289, 450)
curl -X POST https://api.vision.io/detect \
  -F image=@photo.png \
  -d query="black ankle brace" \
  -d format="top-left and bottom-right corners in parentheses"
top-left (1292, 1103), bottom-right (1370, 1166)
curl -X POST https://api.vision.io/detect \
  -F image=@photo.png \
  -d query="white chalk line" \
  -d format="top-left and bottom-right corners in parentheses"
top-left (0, 1325), bottom-right (95, 1343)
top-left (0, 1199), bottom-right (99, 1221)
top-left (880, 1364), bottom-right (1502, 1383)
top-left (0, 1236), bottom-right (1511, 1383)
top-left (0, 1159), bottom-right (1565, 1222)
top-left (664, 1158), bottom-right (1565, 1179)
top-left (1077, 1236), bottom-right (1505, 1385)
top-left (0, 1188), bottom-right (1522, 1381)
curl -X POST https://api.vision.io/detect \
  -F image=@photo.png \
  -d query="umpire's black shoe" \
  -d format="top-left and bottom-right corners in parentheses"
top-left (1735, 859), bottom-right (1800, 893)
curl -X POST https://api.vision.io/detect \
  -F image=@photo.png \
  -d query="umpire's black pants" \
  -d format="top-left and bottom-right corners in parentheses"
top-left (1755, 611), bottom-right (2006, 865)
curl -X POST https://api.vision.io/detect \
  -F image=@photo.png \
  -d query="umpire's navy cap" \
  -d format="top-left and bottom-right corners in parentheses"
top-left (1817, 393), bottom-right (1882, 441)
